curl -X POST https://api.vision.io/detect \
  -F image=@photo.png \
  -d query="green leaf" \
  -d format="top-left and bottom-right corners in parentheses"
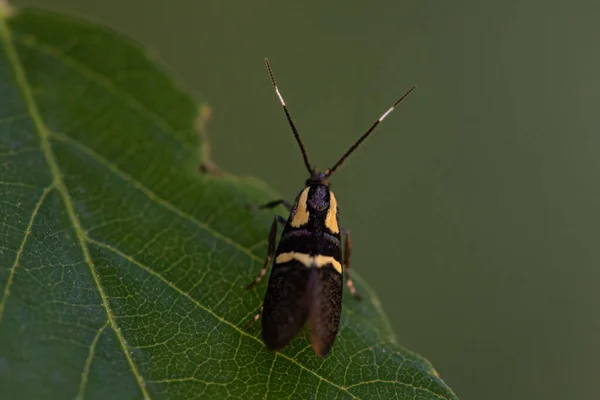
top-left (0, 5), bottom-right (458, 400)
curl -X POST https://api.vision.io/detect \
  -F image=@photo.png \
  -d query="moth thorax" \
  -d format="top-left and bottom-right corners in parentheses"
top-left (308, 185), bottom-right (329, 211)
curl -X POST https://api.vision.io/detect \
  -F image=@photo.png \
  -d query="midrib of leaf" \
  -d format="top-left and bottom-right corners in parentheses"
top-left (0, 11), bottom-right (453, 400)
top-left (0, 16), bottom-right (151, 400)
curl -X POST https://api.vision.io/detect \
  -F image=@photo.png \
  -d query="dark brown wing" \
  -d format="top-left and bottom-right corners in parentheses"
top-left (307, 266), bottom-right (343, 357)
top-left (261, 260), bottom-right (311, 351)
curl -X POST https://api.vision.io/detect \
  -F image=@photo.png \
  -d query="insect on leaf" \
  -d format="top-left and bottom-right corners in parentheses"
top-left (0, 5), bottom-right (458, 400)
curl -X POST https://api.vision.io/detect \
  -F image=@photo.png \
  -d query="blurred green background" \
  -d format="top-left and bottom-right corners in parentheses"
top-left (12, 1), bottom-right (599, 399)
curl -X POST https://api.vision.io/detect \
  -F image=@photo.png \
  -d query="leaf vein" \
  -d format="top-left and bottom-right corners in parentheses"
top-left (86, 236), bottom-right (359, 398)
top-left (49, 131), bottom-right (389, 335)
top-left (76, 320), bottom-right (110, 400)
top-left (0, 184), bottom-right (53, 325)
top-left (263, 353), bottom-right (277, 400)
top-left (0, 37), bottom-right (443, 397)
top-left (0, 181), bottom-right (39, 188)
top-left (0, 19), bottom-right (151, 400)
top-left (46, 131), bottom-right (431, 397)
top-left (345, 379), bottom-right (450, 400)
top-left (51, 130), bottom-right (267, 268)
top-left (11, 32), bottom-right (190, 148)
top-left (0, 111), bottom-right (28, 124)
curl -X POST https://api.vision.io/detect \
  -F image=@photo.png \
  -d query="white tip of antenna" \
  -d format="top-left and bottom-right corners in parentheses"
top-left (378, 106), bottom-right (395, 122)
top-left (275, 86), bottom-right (286, 107)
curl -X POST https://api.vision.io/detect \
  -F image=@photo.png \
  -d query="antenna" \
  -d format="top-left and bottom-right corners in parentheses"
top-left (265, 58), bottom-right (313, 175)
top-left (326, 85), bottom-right (417, 177)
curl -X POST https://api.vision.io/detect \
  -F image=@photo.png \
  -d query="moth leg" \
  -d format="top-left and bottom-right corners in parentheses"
top-left (252, 199), bottom-right (293, 212)
top-left (246, 215), bottom-right (286, 289)
top-left (243, 306), bottom-right (263, 330)
top-left (341, 227), bottom-right (362, 301)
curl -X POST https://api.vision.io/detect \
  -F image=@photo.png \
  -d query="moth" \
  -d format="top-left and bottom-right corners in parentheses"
top-left (246, 58), bottom-right (416, 357)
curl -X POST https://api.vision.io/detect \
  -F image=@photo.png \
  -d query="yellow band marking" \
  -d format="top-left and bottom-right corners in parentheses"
top-left (325, 190), bottom-right (339, 233)
top-left (290, 187), bottom-right (310, 227)
top-left (275, 251), bottom-right (342, 274)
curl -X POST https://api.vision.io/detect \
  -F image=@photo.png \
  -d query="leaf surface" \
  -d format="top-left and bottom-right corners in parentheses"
top-left (0, 6), bottom-right (458, 400)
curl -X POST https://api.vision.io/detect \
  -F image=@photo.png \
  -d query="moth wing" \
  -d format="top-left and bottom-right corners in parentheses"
top-left (261, 260), bottom-right (311, 351)
top-left (307, 265), bottom-right (344, 357)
